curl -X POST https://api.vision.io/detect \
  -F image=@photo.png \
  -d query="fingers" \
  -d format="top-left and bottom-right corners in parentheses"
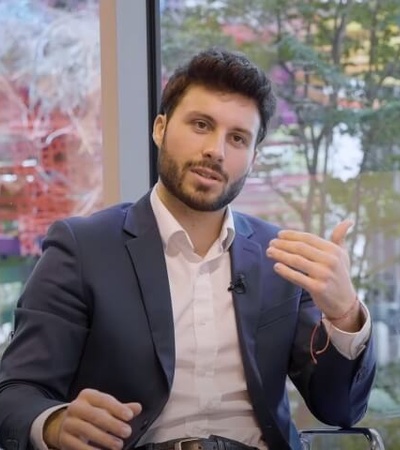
top-left (125, 402), bottom-right (142, 417)
top-left (276, 219), bottom-right (353, 251)
top-left (267, 242), bottom-right (333, 294)
top-left (60, 417), bottom-right (126, 450)
top-left (330, 219), bottom-right (353, 247)
top-left (268, 220), bottom-right (353, 272)
top-left (67, 398), bottom-right (132, 438)
top-left (59, 433), bottom-right (96, 450)
top-left (268, 238), bottom-right (334, 265)
top-left (266, 222), bottom-right (356, 316)
top-left (80, 389), bottom-right (135, 422)
top-left (272, 261), bottom-right (319, 293)
top-left (57, 389), bottom-right (142, 450)
top-left (276, 229), bottom-right (335, 252)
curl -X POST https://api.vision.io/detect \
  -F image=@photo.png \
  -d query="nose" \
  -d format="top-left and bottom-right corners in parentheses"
top-left (201, 133), bottom-right (226, 162)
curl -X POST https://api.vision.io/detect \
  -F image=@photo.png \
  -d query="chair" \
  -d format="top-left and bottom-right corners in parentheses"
top-left (299, 427), bottom-right (385, 449)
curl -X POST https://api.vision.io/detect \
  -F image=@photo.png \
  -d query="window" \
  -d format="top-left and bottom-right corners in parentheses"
top-left (0, 0), bottom-right (102, 354)
top-left (159, 0), bottom-right (400, 446)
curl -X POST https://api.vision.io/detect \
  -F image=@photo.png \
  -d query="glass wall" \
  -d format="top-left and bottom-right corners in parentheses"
top-left (0, 0), bottom-right (399, 446)
top-left (159, 0), bottom-right (400, 447)
top-left (0, 0), bottom-right (102, 353)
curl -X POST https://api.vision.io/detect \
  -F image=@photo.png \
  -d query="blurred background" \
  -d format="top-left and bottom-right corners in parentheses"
top-left (0, 0), bottom-right (399, 447)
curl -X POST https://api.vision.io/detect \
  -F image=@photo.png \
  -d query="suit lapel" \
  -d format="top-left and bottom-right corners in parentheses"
top-left (123, 193), bottom-right (175, 389)
top-left (231, 214), bottom-right (292, 449)
top-left (229, 216), bottom-right (264, 390)
top-left (122, 197), bottom-right (291, 448)
top-left (230, 232), bottom-right (263, 374)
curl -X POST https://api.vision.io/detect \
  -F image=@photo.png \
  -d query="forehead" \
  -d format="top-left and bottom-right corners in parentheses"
top-left (174, 84), bottom-right (261, 133)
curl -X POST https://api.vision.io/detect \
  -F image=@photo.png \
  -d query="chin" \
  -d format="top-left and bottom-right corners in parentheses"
top-left (185, 195), bottom-right (227, 212)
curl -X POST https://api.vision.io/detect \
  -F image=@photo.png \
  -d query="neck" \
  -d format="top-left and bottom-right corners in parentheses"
top-left (156, 183), bottom-right (226, 257)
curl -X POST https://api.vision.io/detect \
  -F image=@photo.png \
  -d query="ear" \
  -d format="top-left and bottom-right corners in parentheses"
top-left (152, 114), bottom-right (167, 148)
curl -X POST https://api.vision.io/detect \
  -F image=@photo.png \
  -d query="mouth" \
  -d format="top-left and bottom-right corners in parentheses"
top-left (190, 167), bottom-right (224, 182)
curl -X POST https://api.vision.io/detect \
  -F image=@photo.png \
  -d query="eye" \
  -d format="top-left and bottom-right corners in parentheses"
top-left (231, 134), bottom-right (247, 146)
top-left (193, 120), bottom-right (209, 131)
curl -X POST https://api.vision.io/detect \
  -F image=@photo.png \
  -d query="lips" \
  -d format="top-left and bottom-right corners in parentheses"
top-left (190, 167), bottom-right (224, 182)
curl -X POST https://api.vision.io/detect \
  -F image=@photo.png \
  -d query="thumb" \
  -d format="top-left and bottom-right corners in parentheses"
top-left (330, 219), bottom-right (354, 247)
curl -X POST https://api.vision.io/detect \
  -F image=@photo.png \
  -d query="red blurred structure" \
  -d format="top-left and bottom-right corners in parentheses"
top-left (0, 89), bottom-right (102, 256)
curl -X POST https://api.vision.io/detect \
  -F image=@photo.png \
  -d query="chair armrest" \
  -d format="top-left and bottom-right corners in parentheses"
top-left (298, 427), bottom-right (385, 449)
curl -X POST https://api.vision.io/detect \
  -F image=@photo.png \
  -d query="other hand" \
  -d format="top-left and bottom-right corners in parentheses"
top-left (44, 388), bottom-right (142, 450)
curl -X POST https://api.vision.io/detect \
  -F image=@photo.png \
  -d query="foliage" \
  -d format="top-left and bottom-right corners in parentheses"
top-left (160, 5), bottom-right (234, 75)
top-left (0, 0), bottom-right (100, 116)
top-left (161, 0), bottom-right (400, 302)
top-left (0, 0), bottom-right (102, 222)
top-left (161, 1), bottom-right (400, 436)
top-left (0, 0), bottom-right (102, 329)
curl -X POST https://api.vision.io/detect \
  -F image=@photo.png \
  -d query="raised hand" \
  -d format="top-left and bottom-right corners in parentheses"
top-left (266, 220), bottom-right (362, 332)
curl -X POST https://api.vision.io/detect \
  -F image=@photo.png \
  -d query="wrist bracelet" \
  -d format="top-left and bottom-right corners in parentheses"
top-left (310, 297), bottom-right (360, 364)
top-left (326, 297), bottom-right (360, 323)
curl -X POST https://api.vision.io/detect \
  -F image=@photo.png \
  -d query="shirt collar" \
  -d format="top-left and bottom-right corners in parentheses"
top-left (150, 185), bottom-right (235, 253)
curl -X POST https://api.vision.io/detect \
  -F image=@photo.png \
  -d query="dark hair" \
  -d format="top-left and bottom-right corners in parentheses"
top-left (159, 47), bottom-right (276, 144)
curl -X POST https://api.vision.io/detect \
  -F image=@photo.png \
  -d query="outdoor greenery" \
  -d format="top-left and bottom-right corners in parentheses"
top-left (0, 0), bottom-right (101, 349)
top-left (0, 0), bottom-right (399, 447)
top-left (161, 0), bottom-right (400, 447)
top-left (162, 0), bottom-right (400, 290)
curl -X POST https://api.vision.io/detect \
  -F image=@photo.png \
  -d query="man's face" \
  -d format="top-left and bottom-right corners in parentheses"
top-left (153, 84), bottom-right (261, 212)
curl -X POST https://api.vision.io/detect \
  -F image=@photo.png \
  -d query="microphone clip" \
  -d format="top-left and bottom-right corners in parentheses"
top-left (228, 274), bottom-right (246, 294)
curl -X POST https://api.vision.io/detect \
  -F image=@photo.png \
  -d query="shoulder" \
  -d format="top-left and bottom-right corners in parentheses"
top-left (232, 210), bottom-right (281, 240)
top-left (45, 202), bottom-right (134, 246)
top-left (65, 202), bottom-right (133, 229)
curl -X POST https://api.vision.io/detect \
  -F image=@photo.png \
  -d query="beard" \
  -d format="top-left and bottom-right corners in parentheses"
top-left (157, 142), bottom-right (249, 212)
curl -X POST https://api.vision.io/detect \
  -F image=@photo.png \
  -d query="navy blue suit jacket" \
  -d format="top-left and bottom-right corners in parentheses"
top-left (0, 192), bottom-right (376, 450)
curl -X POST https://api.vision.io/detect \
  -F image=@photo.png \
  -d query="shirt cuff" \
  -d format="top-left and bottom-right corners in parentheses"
top-left (322, 302), bottom-right (371, 360)
top-left (30, 404), bottom-right (68, 450)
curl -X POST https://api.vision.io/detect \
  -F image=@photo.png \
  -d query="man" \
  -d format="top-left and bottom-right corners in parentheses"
top-left (0, 48), bottom-right (375, 450)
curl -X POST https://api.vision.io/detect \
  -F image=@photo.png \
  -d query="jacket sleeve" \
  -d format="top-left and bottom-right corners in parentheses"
top-left (0, 220), bottom-right (90, 450)
top-left (288, 289), bottom-right (376, 427)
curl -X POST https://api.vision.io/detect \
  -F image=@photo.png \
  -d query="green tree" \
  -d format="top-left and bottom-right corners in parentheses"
top-left (161, 5), bottom-right (234, 75)
top-left (161, 0), bottom-right (400, 292)
top-left (161, 2), bottom-right (400, 445)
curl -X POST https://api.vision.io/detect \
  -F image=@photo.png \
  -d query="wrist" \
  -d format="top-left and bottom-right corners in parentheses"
top-left (333, 306), bottom-right (363, 332)
top-left (43, 409), bottom-right (66, 449)
top-left (326, 298), bottom-right (364, 332)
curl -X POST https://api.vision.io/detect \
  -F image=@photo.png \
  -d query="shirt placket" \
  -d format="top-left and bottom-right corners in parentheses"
top-left (191, 260), bottom-right (218, 432)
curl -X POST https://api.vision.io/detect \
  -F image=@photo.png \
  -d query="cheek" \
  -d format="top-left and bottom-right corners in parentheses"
top-left (225, 153), bottom-right (253, 176)
top-left (164, 131), bottom-right (197, 160)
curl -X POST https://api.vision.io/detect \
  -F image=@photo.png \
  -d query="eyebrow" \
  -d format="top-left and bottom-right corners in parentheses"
top-left (186, 111), bottom-right (255, 140)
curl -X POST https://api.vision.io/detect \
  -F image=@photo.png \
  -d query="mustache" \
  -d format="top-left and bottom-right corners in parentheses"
top-left (184, 160), bottom-right (229, 182)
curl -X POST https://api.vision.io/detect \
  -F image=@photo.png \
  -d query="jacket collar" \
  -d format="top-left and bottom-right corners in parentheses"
top-left (122, 193), bottom-right (261, 388)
